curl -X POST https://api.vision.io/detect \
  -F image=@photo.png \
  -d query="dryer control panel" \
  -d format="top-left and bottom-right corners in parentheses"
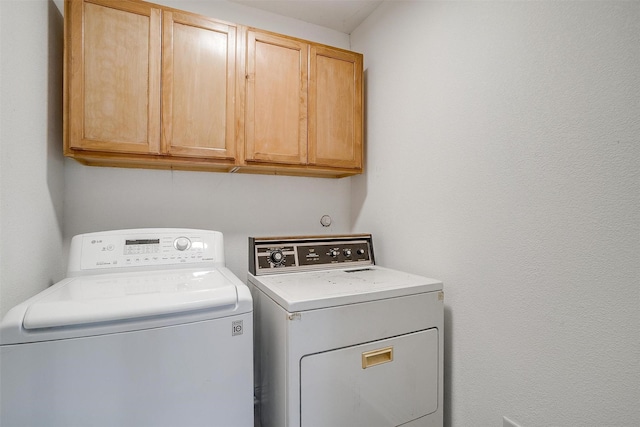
top-left (249, 234), bottom-right (374, 275)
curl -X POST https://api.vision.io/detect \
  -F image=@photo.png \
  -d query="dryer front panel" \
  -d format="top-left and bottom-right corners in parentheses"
top-left (300, 328), bottom-right (439, 427)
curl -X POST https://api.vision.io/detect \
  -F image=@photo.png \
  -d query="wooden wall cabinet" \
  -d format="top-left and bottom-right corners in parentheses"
top-left (66, 0), bottom-right (162, 155)
top-left (245, 30), bottom-right (309, 166)
top-left (64, 0), bottom-right (363, 177)
top-left (244, 29), bottom-right (363, 177)
top-left (162, 11), bottom-right (237, 161)
top-left (309, 45), bottom-right (363, 171)
top-left (65, 0), bottom-right (238, 171)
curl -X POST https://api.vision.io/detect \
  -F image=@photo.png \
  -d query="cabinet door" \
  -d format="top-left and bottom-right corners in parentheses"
top-left (245, 30), bottom-right (308, 165)
top-left (67, 0), bottom-right (161, 154)
top-left (162, 12), bottom-right (237, 160)
top-left (308, 46), bottom-right (363, 170)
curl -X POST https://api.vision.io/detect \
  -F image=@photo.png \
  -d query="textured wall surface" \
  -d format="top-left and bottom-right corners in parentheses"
top-left (64, 162), bottom-right (351, 281)
top-left (0, 0), bottom-right (66, 317)
top-left (350, 1), bottom-right (640, 426)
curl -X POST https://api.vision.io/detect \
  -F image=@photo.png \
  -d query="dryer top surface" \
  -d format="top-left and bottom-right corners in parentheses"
top-left (249, 265), bottom-right (442, 312)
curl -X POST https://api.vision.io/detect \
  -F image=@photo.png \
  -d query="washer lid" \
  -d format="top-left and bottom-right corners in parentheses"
top-left (249, 265), bottom-right (442, 312)
top-left (22, 268), bottom-right (239, 330)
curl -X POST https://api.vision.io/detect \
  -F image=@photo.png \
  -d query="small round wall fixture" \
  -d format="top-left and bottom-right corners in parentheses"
top-left (320, 215), bottom-right (332, 227)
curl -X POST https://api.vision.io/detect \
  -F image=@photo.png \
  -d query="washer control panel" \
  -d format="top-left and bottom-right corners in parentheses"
top-left (249, 234), bottom-right (374, 275)
top-left (69, 229), bottom-right (222, 273)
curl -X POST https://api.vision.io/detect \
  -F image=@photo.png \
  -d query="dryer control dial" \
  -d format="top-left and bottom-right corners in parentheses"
top-left (173, 237), bottom-right (191, 251)
top-left (269, 249), bottom-right (285, 266)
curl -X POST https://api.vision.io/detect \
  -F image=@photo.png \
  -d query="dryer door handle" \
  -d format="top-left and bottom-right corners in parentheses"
top-left (361, 346), bottom-right (394, 369)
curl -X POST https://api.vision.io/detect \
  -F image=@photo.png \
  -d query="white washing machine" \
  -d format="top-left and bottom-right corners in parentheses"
top-left (248, 234), bottom-right (444, 427)
top-left (0, 228), bottom-right (253, 427)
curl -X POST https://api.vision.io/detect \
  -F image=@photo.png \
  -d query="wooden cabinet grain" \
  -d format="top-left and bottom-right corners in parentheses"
top-left (309, 45), bottom-right (363, 170)
top-left (162, 11), bottom-right (237, 160)
top-left (245, 30), bottom-right (308, 166)
top-left (64, 0), bottom-right (363, 177)
top-left (66, 0), bottom-right (162, 154)
top-left (245, 29), bottom-right (363, 176)
top-left (65, 0), bottom-right (238, 170)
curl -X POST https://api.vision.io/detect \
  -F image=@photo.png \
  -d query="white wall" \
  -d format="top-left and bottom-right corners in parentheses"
top-left (351, 1), bottom-right (639, 426)
top-left (0, 0), bottom-right (65, 317)
top-left (64, 164), bottom-right (351, 280)
top-left (62, 0), bottom-right (353, 284)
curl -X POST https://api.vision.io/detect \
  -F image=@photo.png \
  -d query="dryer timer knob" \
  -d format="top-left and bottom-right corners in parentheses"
top-left (174, 237), bottom-right (191, 251)
top-left (269, 249), bottom-right (285, 265)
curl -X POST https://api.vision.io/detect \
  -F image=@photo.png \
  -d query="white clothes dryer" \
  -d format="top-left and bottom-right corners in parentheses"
top-left (0, 228), bottom-right (253, 427)
top-left (248, 234), bottom-right (444, 427)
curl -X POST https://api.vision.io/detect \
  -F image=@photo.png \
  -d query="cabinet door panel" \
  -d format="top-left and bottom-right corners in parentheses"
top-left (309, 46), bottom-right (363, 170)
top-left (246, 31), bottom-right (307, 165)
top-left (68, 0), bottom-right (161, 154)
top-left (162, 12), bottom-right (236, 160)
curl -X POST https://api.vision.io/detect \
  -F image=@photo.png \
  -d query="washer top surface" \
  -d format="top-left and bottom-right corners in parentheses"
top-left (25, 268), bottom-right (239, 329)
top-left (249, 265), bottom-right (442, 312)
top-left (1, 229), bottom-right (251, 345)
top-left (1, 266), bottom-right (251, 345)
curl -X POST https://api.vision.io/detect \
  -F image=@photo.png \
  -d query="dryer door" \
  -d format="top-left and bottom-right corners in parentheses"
top-left (300, 328), bottom-right (439, 427)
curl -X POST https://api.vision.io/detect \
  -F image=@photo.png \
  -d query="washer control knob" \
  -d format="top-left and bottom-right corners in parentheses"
top-left (174, 237), bottom-right (191, 251)
top-left (357, 248), bottom-right (366, 255)
top-left (343, 249), bottom-right (352, 257)
top-left (269, 249), bottom-right (285, 265)
top-left (330, 249), bottom-right (340, 258)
